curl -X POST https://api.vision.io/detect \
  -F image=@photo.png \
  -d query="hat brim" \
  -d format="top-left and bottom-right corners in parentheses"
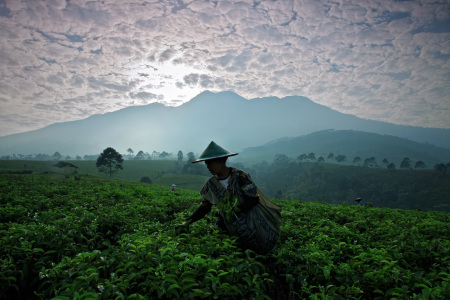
top-left (192, 153), bottom-right (238, 163)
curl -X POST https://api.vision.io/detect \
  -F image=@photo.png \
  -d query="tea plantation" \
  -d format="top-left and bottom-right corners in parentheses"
top-left (1, 174), bottom-right (449, 299)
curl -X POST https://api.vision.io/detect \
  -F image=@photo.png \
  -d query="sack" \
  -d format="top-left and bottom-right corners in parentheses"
top-left (208, 175), bottom-right (282, 254)
top-left (256, 188), bottom-right (282, 231)
top-left (229, 189), bottom-right (282, 254)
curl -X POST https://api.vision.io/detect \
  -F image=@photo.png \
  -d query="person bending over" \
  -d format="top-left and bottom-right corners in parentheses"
top-left (176, 141), bottom-right (281, 255)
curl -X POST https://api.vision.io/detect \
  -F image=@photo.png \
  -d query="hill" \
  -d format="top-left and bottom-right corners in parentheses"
top-left (1, 91), bottom-right (450, 158)
top-left (239, 129), bottom-right (450, 167)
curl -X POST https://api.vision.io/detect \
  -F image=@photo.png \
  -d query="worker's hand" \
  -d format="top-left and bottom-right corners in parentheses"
top-left (223, 206), bottom-right (241, 223)
top-left (174, 220), bottom-right (191, 235)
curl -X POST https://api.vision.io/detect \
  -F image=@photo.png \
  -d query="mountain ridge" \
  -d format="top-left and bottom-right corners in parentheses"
top-left (1, 91), bottom-right (449, 158)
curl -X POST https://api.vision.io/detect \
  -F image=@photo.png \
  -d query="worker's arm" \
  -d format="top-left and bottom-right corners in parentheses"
top-left (186, 201), bottom-right (213, 223)
top-left (175, 201), bottom-right (213, 234)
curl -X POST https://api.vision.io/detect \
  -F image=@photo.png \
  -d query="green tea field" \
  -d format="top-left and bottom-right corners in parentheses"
top-left (1, 173), bottom-right (449, 299)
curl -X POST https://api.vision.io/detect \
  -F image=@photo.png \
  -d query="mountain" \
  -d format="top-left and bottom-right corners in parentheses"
top-left (238, 130), bottom-right (450, 167)
top-left (1, 91), bottom-right (450, 158)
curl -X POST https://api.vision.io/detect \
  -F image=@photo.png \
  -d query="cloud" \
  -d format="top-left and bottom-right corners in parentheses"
top-left (0, 0), bottom-right (449, 137)
top-left (183, 74), bottom-right (200, 85)
top-left (199, 75), bottom-right (214, 88)
top-left (159, 48), bottom-right (178, 62)
top-left (130, 91), bottom-right (159, 101)
top-left (87, 77), bottom-right (129, 92)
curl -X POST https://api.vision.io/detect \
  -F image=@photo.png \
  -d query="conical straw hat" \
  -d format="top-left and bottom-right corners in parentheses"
top-left (192, 141), bottom-right (238, 163)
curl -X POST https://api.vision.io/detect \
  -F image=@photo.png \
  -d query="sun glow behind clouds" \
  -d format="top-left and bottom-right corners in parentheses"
top-left (124, 57), bottom-right (209, 106)
top-left (1, 0), bottom-right (449, 137)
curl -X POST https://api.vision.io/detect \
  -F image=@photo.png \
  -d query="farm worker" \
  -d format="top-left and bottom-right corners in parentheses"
top-left (171, 184), bottom-right (176, 191)
top-left (175, 141), bottom-right (282, 255)
top-left (355, 197), bottom-right (366, 206)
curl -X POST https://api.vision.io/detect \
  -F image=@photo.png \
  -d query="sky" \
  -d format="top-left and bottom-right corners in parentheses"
top-left (0, 0), bottom-right (449, 137)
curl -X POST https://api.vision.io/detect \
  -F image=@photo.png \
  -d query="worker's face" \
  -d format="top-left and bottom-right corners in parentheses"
top-left (205, 158), bottom-right (225, 175)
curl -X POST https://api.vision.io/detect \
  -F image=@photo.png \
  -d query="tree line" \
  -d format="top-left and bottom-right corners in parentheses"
top-left (1, 148), bottom-right (188, 162)
top-left (3, 146), bottom-right (449, 179)
top-left (94, 147), bottom-right (209, 178)
top-left (281, 151), bottom-right (449, 175)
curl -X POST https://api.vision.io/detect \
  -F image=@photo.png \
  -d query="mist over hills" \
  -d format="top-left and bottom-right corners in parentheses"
top-left (238, 130), bottom-right (450, 167)
top-left (1, 91), bottom-right (450, 163)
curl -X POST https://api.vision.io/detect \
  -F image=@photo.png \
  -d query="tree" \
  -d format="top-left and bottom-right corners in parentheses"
top-left (400, 157), bottom-right (411, 169)
top-left (353, 156), bottom-right (361, 166)
top-left (274, 154), bottom-right (290, 166)
top-left (363, 157), bottom-right (378, 168)
top-left (53, 152), bottom-right (62, 160)
top-left (318, 156), bottom-right (324, 163)
top-left (186, 152), bottom-right (196, 163)
top-left (152, 151), bottom-right (160, 159)
top-left (414, 161), bottom-right (426, 169)
top-left (177, 150), bottom-right (184, 161)
top-left (327, 153), bottom-right (334, 160)
top-left (335, 155), bottom-right (346, 163)
top-left (297, 154), bottom-right (307, 161)
top-left (183, 152), bottom-right (206, 175)
top-left (127, 148), bottom-right (134, 160)
top-left (135, 150), bottom-right (145, 160)
top-left (96, 147), bottom-right (124, 177)
top-left (159, 151), bottom-right (170, 159)
top-left (387, 163), bottom-right (396, 170)
top-left (140, 176), bottom-right (152, 184)
top-left (363, 158), bottom-right (370, 167)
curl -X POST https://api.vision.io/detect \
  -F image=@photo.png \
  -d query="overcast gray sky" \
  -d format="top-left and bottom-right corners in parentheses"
top-left (0, 0), bottom-right (449, 137)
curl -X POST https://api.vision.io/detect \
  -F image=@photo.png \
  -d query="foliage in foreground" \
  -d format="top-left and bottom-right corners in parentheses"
top-left (1, 174), bottom-right (450, 299)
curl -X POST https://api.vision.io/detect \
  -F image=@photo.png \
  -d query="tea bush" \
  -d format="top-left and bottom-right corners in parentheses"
top-left (1, 174), bottom-right (449, 299)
